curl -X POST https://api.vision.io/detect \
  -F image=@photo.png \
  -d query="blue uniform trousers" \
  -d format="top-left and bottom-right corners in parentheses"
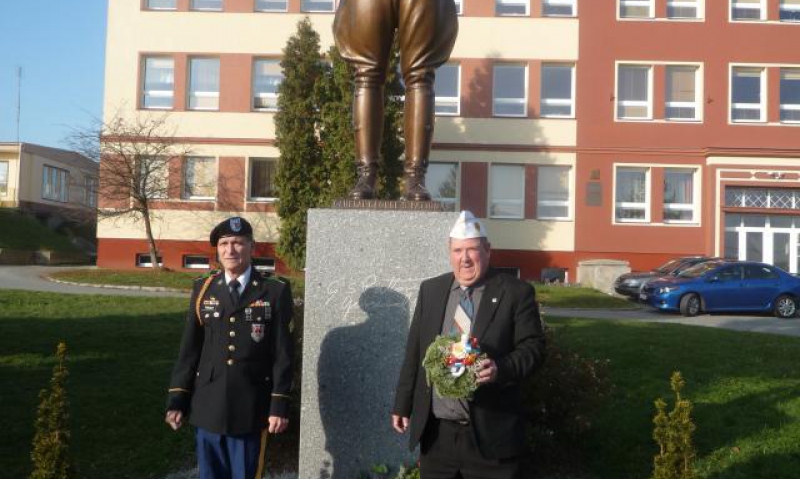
top-left (196, 427), bottom-right (268, 479)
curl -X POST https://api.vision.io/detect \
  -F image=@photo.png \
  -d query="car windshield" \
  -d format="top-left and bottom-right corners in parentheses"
top-left (678, 262), bottom-right (721, 278)
top-left (655, 259), bottom-right (683, 274)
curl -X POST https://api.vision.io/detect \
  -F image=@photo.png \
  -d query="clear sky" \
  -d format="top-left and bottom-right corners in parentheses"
top-left (0, 0), bottom-right (108, 150)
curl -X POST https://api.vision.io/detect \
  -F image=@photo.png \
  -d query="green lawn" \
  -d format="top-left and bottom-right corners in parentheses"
top-left (535, 283), bottom-right (636, 309)
top-left (547, 317), bottom-right (800, 479)
top-left (0, 209), bottom-right (79, 253)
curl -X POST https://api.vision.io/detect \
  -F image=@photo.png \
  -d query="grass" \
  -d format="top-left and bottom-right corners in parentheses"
top-left (547, 317), bottom-right (800, 479)
top-left (534, 283), bottom-right (636, 309)
top-left (0, 209), bottom-right (79, 253)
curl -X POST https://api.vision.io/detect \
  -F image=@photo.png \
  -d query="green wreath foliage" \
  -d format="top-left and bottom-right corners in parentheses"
top-left (423, 334), bottom-right (486, 399)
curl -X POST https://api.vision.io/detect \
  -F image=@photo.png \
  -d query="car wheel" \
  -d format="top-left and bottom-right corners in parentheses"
top-left (774, 295), bottom-right (797, 319)
top-left (679, 293), bottom-right (701, 317)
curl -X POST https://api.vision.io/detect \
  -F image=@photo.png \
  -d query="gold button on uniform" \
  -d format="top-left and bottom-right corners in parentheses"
top-left (229, 317), bottom-right (235, 323)
top-left (227, 359), bottom-right (234, 366)
top-left (228, 345), bottom-right (235, 352)
top-left (229, 331), bottom-right (236, 337)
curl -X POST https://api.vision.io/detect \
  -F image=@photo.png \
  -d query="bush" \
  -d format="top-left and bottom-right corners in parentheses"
top-left (29, 342), bottom-right (72, 479)
top-left (523, 327), bottom-right (612, 474)
top-left (653, 372), bottom-right (697, 479)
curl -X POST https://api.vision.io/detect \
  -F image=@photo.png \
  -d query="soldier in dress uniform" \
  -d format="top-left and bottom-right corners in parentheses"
top-left (165, 216), bottom-right (294, 479)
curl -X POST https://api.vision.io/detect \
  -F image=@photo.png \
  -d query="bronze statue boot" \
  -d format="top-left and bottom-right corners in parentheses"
top-left (348, 163), bottom-right (378, 200)
top-left (403, 165), bottom-right (431, 201)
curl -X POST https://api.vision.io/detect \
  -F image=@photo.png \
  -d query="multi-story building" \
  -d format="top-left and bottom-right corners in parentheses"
top-left (98, 0), bottom-right (800, 280)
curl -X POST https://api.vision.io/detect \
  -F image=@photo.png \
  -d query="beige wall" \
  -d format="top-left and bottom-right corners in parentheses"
top-left (97, 209), bottom-right (280, 241)
top-left (485, 218), bottom-right (575, 252)
top-left (0, 148), bottom-right (20, 204)
top-left (16, 150), bottom-right (97, 210)
top-left (434, 118), bottom-right (576, 147)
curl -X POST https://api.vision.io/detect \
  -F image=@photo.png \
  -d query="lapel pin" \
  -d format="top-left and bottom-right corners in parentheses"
top-left (492, 298), bottom-right (497, 303)
top-left (252, 280), bottom-right (258, 286)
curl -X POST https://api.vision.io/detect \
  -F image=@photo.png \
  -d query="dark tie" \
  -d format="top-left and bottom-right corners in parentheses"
top-left (456, 287), bottom-right (474, 334)
top-left (228, 279), bottom-right (241, 305)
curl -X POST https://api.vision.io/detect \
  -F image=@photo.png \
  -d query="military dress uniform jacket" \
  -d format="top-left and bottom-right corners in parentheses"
top-left (393, 269), bottom-right (546, 460)
top-left (166, 267), bottom-right (294, 436)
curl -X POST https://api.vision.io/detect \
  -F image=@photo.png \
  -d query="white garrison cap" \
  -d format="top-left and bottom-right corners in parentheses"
top-left (449, 211), bottom-right (487, 239)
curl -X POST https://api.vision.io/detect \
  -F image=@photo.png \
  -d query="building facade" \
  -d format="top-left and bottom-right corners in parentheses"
top-left (99, 0), bottom-right (800, 279)
top-left (0, 142), bottom-right (98, 220)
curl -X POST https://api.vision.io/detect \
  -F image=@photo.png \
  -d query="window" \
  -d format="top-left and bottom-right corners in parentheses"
top-left (138, 156), bottom-right (169, 199)
top-left (136, 253), bottom-right (163, 268)
top-left (253, 59), bottom-right (283, 111)
top-left (537, 166), bottom-right (570, 219)
top-left (490, 164), bottom-right (524, 219)
top-left (663, 168), bottom-right (696, 222)
top-left (780, 68), bottom-right (800, 123)
top-left (0, 161), bottom-right (8, 197)
top-left (540, 64), bottom-right (574, 118)
top-left (666, 65), bottom-right (699, 120)
top-left (781, 0), bottom-right (800, 21)
top-left (731, 0), bottom-right (764, 20)
top-left (183, 255), bottom-right (210, 269)
top-left (615, 167), bottom-right (649, 222)
top-left (191, 0), bottom-right (222, 10)
top-left (183, 157), bottom-right (216, 199)
top-left (668, 0), bottom-right (699, 18)
top-left (725, 187), bottom-right (800, 209)
top-left (249, 158), bottom-right (278, 200)
top-left (301, 0), bottom-right (334, 12)
top-left (42, 165), bottom-right (69, 202)
top-left (617, 65), bottom-right (651, 119)
top-left (253, 257), bottom-right (276, 272)
top-left (619, 0), bottom-right (653, 18)
top-left (188, 58), bottom-right (220, 110)
top-left (142, 57), bottom-right (174, 109)
top-left (454, 0), bottom-right (463, 14)
top-left (428, 162), bottom-right (458, 211)
top-left (493, 65), bottom-right (527, 117)
top-left (256, 0), bottom-right (288, 11)
top-left (147, 0), bottom-right (177, 9)
top-left (731, 67), bottom-right (765, 122)
top-left (542, 0), bottom-right (575, 16)
top-left (435, 64), bottom-right (460, 115)
top-left (84, 176), bottom-right (98, 207)
top-left (745, 264), bottom-right (779, 279)
top-left (496, 0), bottom-right (528, 16)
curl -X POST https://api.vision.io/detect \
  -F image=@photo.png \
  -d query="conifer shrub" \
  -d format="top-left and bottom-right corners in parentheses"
top-left (653, 372), bottom-right (697, 479)
top-left (29, 342), bottom-right (72, 479)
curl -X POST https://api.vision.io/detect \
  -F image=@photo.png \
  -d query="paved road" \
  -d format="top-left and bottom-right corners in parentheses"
top-left (545, 306), bottom-right (800, 337)
top-left (0, 265), bottom-right (188, 297)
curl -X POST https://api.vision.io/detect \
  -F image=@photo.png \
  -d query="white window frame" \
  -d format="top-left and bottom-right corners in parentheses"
top-left (300, 0), bottom-right (336, 13)
top-left (252, 59), bottom-right (283, 112)
top-left (136, 253), bottom-right (163, 268)
top-left (141, 56), bottom-right (174, 110)
top-left (663, 168), bottom-right (700, 224)
top-left (183, 255), bottom-right (210, 269)
top-left (190, 0), bottom-right (223, 11)
top-left (454, 0), bottom-right (463, 14)
top-left (614, 165), bottom-right (651, 223)
top-left (427, 162), bottom-right (460, 211)
top-left (780, 68), bottom-right (800, 123)
top-left (540, 63), bottom-right (575, 119)
top-left (537, 166), bottom-right (572, 220)
top-left (489, 164), bottom-right (525, 220)
top-left (667, 0), bottom-right (703, 19)
top-left (255, 0), bottom-right (289, 12)
top-left (730, 0), bottom-right (766, 21)
top-left (780, 0), bottom-right (800, 21)
top-left (188, 57), bottom-right (220, 111)
top-left (665, 64), bottom-right (701, 122)
top-left (146, 0), bottom-right (177, 10)
top-left (616, 63), bottom-right (653, 121)
top-left (493, 64), bottom-right (528, 118)
top-left (182, 156), bottom-right (217, 200)
top-left (0, 161), bottom-right (8, 197)
top-left (730, 66), bottom-right (766, 123)
top-left (496, 0), bottom-right (530, 16)
top-left (542, 0), bottom-right (576, 17)
top-left (248, 157), bottom-right (278, 201)
top-left (435, 64), bottom-right (461, 116)
top-left (619, 0), bottom-right (654, 19)
top-left (42, 165), bottom-right (69, 203)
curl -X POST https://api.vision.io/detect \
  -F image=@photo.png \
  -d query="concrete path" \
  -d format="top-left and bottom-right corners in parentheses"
top-left (545, 306), bottom-right (800, 337)
top-left (0, 265), bottom-right (188, 297)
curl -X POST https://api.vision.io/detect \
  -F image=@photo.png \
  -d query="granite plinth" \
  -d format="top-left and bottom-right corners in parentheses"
top-left (300, 209), bottom-right (458, 479)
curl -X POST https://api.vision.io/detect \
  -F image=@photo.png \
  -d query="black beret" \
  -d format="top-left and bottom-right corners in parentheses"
top-left (210, 217), bottom-right (254, 246)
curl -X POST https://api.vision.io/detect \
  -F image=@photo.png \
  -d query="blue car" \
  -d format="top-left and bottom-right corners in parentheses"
top-left (640, 260), bottom-right (800, 318)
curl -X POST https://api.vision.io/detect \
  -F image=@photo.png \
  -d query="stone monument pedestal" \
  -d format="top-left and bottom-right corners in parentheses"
top-left (299, 209), bottom-right (458, 479)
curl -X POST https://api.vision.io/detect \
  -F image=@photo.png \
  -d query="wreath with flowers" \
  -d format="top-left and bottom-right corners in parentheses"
top-left (422, 333), bottom-right (487, 399)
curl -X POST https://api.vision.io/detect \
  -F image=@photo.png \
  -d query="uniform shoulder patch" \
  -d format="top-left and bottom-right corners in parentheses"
top-left (195, 269), bottom-right (221, 282)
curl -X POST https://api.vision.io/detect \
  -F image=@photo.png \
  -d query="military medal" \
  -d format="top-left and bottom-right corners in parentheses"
top-left (245, 307), bottom-right (253, 322)
top-left (251, 323), bottom-right (264, 342)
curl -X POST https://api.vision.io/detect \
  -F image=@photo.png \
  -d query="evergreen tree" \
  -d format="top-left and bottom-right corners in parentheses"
top-left (29, 342), bottom-right (72, 479)
top-left (653, 371), bottom-right (697, 479)
top-left (274, 17), bottom-right (325, 270)
top-left (376, 43), bottom-right (405, 200)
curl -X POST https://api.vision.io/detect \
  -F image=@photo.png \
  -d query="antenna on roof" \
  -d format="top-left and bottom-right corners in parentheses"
top-left (15, 66), bottom-right (22, 144)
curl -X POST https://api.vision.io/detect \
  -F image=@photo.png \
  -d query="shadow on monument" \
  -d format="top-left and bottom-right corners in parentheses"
top-left (317, 286), bottom-right (413, 479)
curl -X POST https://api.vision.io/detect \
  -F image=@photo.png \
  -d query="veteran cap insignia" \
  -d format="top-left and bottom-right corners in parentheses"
top-left (230, 217), bottom-right (242, 232)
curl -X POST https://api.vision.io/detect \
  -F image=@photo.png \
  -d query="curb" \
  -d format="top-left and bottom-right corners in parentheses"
top-left (45, 276), bottom-right (190, 294)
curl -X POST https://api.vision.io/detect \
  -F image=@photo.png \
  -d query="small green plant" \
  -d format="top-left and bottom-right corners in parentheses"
top-left (29, 342), bottom-right (72, 479)
top-left (653, 371), bottom-right (696, 479)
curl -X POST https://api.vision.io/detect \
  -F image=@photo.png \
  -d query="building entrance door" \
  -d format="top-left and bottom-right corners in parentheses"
top-left (724, 214), bottom-right (800, 274)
